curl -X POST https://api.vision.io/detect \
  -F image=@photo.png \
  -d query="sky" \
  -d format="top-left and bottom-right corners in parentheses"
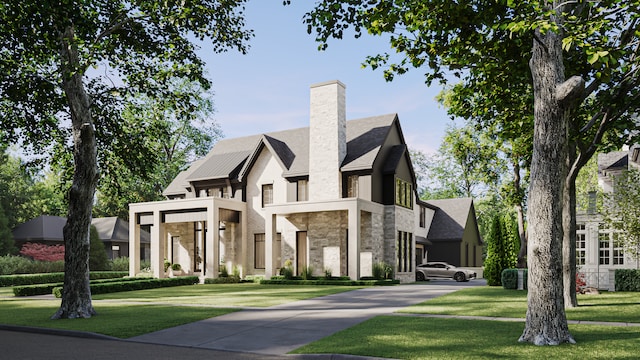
top-left (199, 1), bottom-right (458, 155)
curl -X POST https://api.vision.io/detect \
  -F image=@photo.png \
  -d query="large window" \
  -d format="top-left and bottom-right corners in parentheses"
top-left (576, 224), bottom-right (586, 266)
top-left (262, 184), bottom-right (273, 207)
top-left (419, 206), bottom-right (426, 228)
top-left (397, 231), bottom-right (413, 273)
top-left (297, 180), bottom-right (308, 201)
top-left (395, 178), bottom-right (413, 209)
top-left (599, 229), bottom-right (625, 265)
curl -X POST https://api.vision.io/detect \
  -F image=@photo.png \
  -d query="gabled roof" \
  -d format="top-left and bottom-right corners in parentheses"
top-left (11, 215), bottom-right (66, 242)
top-left (12, 216), bottom-right (149, 244)
top-left (598, 151), bottom-right (628, 176)
top-left (168, 114), bottom-right (398, 193)
top-left (163, 158), bottom-right (205, 196)
top-left (425, 198), bottom-right (478, 242)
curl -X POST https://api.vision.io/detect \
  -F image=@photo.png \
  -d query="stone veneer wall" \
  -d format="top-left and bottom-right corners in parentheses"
top-left (384, 205), bottom-right (416, 283)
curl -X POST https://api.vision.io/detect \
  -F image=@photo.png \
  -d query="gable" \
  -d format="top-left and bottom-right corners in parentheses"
top-left (425, 198), bottom-right (475, 242)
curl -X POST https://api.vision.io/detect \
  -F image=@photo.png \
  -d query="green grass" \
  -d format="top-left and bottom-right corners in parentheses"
top-left (399, 287), bottom-right (640, 323)
top-left (92, 283), bottom-right (362, 307)
top-left (0, 298), bottom-right (237, 338)
top-left (0, 283), bottom-right (361, 338)
top-left (291, 315), bottom-right (640, 360)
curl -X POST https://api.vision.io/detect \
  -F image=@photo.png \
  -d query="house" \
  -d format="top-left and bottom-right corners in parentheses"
top-left (128, 80), bottom-right (482, 282)
top-left (576, 146), bottom-right (640, 289)
top-left (423, 198), bottom-right (483, 267)
top-left (12, 215), bottom-right (150, 260)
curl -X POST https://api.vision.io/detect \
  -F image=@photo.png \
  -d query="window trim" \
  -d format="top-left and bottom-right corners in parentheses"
top-left (262, 184), bottom-right (273, 207)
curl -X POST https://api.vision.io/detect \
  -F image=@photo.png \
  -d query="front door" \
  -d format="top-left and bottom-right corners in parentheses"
top-left (296, 231), bottom-right (307, 276)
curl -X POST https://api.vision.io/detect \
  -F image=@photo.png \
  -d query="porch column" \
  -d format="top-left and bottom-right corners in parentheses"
top-left (240, 208), bottom-right (248, 278)
top-left (128, 211), bottom-right (140, 277)
top-left (205, 203), bottom-right (219, 278)
top-left (347, 203), bottom-right (361, 280)
top-left (151, 210), bottom-right (166, 278)
top-left (265, 212), bottom-right (277, 279)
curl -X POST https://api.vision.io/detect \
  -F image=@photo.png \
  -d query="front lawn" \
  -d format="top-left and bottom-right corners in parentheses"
top-left (0, 283), bottom-right (361, 338)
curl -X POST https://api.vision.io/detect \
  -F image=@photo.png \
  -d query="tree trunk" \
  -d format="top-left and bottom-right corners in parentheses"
top-left (518, 8), bottom-right (575, 345)
top-left (513, 160), bottom-right (528, 268)
top-left (563, 144), bottom-right (578, 308)
top-left (51, 25), bottom-right (98, 319)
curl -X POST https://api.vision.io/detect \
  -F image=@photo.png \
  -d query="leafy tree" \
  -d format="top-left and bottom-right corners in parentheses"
top-left (20, 243), bottom-right (65, 262)
top-left (0, 1), bottom-right (252, 319)
top-left (89, 226), bottom-right (109, 271)
top-left (575, 156), bottom-right (601, 214)
top-left (603, 168), bottom-right (640, 260)
top-left (0, 203), bottom-right (16, 255)
top-left (484, 213), bottom-right (520, 286)
top-left (303, 0), bottom-right (640, 344)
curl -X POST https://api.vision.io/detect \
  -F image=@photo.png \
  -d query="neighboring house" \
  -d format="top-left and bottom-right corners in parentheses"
top-left (423, 198), bottom-right (483, 267)
top-left (576, 146), bottom-right (640, 289)
top-left (12, 215), bottom-right (150, 260)
top-left (128, 80), bottom-right (481, 282)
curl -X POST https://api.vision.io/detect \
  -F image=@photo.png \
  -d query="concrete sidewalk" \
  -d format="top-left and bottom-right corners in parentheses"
top-left (129, 281), bottom-right (482, 356)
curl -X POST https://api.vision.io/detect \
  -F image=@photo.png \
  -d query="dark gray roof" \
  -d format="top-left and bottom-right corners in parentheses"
top-left (12, 215), bottom-right (66, 242)
top-left (168, 114), bottom-right (398, 192)
top-left (163, 158), bottom-right (205, 196)
top-left (12, 216), bottom-right (149, 244)
top-left (425, 198), bottom-right (474, 242)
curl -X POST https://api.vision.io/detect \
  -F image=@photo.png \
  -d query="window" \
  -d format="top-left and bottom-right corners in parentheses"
top-left (347, 175), bottom-right (359, 197)
top-left (254, 234), bottom-right (265, 269)
top-left (576, 224), bottom-right (586, 266)
top-left (262, 184), bottom-right (273, 207)
top-left (297, 180), bottom-right (308, 201)
top-left (599, 231), bottom-right (610, 265)
top-left (396, 231), bottom-right (413, 273)
top-left (419, 206), bottom-right (426, 228)
top-left (395, 178), bottom-right (413, 209)
top-left (613, 232), bottom-right (624, 265)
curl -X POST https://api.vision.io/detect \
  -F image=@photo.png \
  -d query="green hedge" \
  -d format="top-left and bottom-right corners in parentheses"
top-left (13, 276), bottom-right (138, 296)
top-left (615, 269), bottom-right (640, 291)
top-left (260, 278), bottom-right (399, 286)
top-left (0, 271), bottom-right (128, 287)
top-left (53, 276), bottom-right (199, 297)
top-left (501, 268), bottom-right (527, 290)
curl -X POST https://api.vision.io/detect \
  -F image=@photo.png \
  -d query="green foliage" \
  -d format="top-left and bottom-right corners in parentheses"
top-left (204, 277), bottom-right (243, 284)
top-left (0, 271), bottom-right (127, 287)
top-left (301, 265), bottom-right (315, 280)
top-left (110, 257), bottom-right (129, 271)
top-left (0, 202), bottom-right (16, 255)
top-left (171, 263), bottom-right (182, 271)
top-left (279, 261), bottom-right (294, 280)
top-left (372, 261), bottom-right (394, 280)
top-left (0, 255), bottom-right (65, 275)
top-left (603, 168), bottom-right (640, 260)
top-left (615, 269), bottom-right (640, 292)
top-left (575, 156), bottom-right (602, 214)
top-left (501, 269), bottom-right (518, 290)
top-left (89, 225), bottom-right (110, 271)
top-left (260, 279), bottom-right (399, 286)
top-left (219, 264), bottom-right (229, 277)
top-left (484, 214), bottom-right (520, 286)
top-left (53, 276), bottom-right (200, 298)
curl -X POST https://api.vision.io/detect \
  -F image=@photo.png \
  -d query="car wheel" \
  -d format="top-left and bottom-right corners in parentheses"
top-left (454, 272), bottom-right (466, 282)
top-left (416, 272), bottom-right (425, 281)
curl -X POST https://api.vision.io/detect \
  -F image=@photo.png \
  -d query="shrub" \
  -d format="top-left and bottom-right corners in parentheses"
top-left (0, 271), bottom-right (127, 287)
top-left (89, 225), bottom-right (110, 271)
top-left (324, 268), bottom-right (332, 279)
top-left (19, 243), bottom-right (64, 262)
top-left (260, 278), bottom-right (400, 286)
top-left (501, 269), bottom-right (518, 289)
top-left (372, 262), bottom-right (394, 280)
top-left (232, 265), bottom-right (240, 278)
top-left (615, 269), bottom-right (640, 291)
top-left (52, 276), bottom-right (199, 297)
top-left (219, 264), bottom-right (228, 277)
top-left (301, 265), bottom-right (314, 280)
top-left (164, 259), bottom-right (171, 272)
top-left (110, 257), bottom-right (129, 271)
top-left (171, 263), bottom-right (182, 271)
top-left (205, 276), bottom-right (242, 284)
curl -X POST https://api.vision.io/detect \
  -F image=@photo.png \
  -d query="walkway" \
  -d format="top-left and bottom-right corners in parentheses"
top-left (129, 281), bottom-right (481, 355)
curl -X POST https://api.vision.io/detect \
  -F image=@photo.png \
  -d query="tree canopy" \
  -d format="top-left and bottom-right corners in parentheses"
top-left (0, 0), bottom-right (252, 319)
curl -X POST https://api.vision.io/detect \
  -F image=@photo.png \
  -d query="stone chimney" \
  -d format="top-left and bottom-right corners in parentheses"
top-left (308, 80), bottom-right (346, 201)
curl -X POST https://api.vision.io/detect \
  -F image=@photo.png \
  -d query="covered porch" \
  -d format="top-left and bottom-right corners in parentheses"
top-left (129, 197), bottom-right (247, 280)
top-left (263, 198), bottom-right (386, 280)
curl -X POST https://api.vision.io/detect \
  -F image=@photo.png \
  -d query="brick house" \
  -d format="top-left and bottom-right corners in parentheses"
top-left (128, 80), bottom-right (481, 282)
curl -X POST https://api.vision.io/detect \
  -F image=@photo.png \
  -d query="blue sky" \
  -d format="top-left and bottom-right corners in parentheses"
top-left (199, 1), bottom-right (458, 154)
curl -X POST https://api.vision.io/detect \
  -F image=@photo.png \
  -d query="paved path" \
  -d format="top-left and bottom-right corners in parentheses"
top-left (130, 281), bottom-right (482, 356)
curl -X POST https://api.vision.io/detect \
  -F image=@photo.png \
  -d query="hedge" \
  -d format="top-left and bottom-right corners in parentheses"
top-left (501, 268), bottom-right (527, 290)
top-left (259, 278), bottom-right (399, 286)
top-left (53, 276), bottom-right (199, 297)
top-left (0, 271), bottom-right (128, 287)
top-left (13, 276), bottom-right (139, 297)
top-left (615, 269), bottom-right (640, 291)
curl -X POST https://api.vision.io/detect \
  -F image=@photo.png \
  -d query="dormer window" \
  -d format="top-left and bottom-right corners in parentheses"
top-left (297, 180), bottom-right (308, 201)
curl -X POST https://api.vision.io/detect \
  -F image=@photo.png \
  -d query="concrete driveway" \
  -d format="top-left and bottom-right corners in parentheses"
top-left (130, 280), bottom-right (485, 356)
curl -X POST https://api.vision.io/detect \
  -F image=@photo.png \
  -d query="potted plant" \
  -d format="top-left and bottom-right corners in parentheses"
top-left (169, 263), bottom-right (182, 277)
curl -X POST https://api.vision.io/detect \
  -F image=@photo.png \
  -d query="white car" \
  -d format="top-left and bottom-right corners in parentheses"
top-left (415, 262), bottom-right (476, 282)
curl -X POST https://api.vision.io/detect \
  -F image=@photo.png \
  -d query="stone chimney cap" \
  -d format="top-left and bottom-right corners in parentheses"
top-left (310, 80), bottom-right (346, 89)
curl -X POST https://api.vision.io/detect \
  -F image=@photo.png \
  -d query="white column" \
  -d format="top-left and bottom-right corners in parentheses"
top-left (347, 203), bottom-right (361, 280)
top-left (128, 210), bottom-right (140, 277)
top-left (205, 203), bottom-right (218, 278)
top-left (151, 210), bottom-right (165, 278)
top-left (265, 212), bottom-right (277, 279)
